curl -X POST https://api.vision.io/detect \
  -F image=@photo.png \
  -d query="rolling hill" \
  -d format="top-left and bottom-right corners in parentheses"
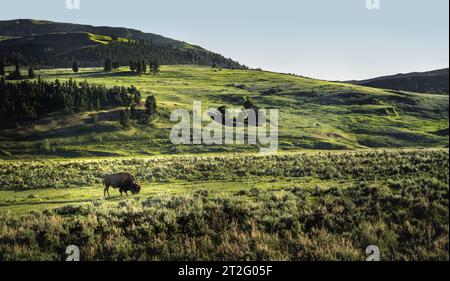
top-left (347, 68), bottom-right (449, 95)
top-left (0, 19), bottom-right (245, 69)
top-left (0, 19), bottom-right (187, 46)
top-left (0, 65), bottom-right (448, 158)
top-left (0, 20), bottom-right (448, 158)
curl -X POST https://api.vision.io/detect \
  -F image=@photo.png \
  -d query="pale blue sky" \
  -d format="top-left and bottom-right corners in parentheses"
top-left (0, 0), bottom-right (448, 80)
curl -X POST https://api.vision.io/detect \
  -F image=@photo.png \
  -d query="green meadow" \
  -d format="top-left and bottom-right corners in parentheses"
top-left (1, 65), bottom-right (448, 158)
top-left (0, 66), bottom-right (448, 260)
top-left (0, 149), bottom-right (448, 260)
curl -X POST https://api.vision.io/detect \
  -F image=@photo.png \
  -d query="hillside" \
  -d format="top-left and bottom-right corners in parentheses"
top-left (347, 68), bottom-right (449, 95)
top-left (0, 65), bottom-right (448, 158)
top-left (0, 19), bottom-right (186, 47)
top-left (0, 19), bottom-right (245, 69)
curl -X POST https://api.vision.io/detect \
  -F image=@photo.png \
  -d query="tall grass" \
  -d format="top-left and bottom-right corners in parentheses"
top-left (0, 149), bottom-right (447, 189)
top-left (0, 176), bottom-right (447, 261)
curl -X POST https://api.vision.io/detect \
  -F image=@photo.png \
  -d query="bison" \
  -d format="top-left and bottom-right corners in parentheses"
top-left (103, 173), bottom-right (141, 197)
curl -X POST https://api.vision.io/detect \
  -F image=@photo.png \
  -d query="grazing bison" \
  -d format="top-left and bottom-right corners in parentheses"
top-left (103, 173), bottom-right (141, 197)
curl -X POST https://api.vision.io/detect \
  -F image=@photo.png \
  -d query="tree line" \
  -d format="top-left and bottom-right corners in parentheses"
top-left (1, 58), bottom-right (36, 80)
top-left (128, 60), bottom-right (160, 75)
top-left (0, 77), bottom-right (155, 124)
top-left (101, 58), bottom-right (160, 75)
top-left (0, 39), bottom-right (246, 70)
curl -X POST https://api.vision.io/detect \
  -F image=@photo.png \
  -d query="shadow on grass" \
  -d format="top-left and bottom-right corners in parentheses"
top-left (76, 71), bottom-right (142, 79)
top-left (0, 195), bottom-right (135, 208)
top-left (17, 123), bottom-right (119, 141)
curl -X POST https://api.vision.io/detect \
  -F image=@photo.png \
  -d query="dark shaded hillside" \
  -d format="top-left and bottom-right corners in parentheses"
top-left (0, 32), bottom-right (98, 63)
top-left (347, 68), bottom-right (449, 95)
top-left (0, 32), bottom-right (244, 68)
top-left (0, 19), bottom-right (245, 69)
top-left (0, 19), bottom-right (185, 47)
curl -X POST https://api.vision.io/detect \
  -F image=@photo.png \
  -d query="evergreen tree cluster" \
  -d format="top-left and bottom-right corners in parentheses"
top-left (103, 58), bottom-right (121, 72)
top-left (119, 97), bottom-right (157, 128)
top-left (120, 92), bottom-right (157, 128)
top-left (0, 57), bottom-right (36, 80)
top-left (0, 78), bottom-right (141, 122)
top-left (1, 40), bottom-right (246, 69)
top-left (129, 60), bottom-right (159, 75)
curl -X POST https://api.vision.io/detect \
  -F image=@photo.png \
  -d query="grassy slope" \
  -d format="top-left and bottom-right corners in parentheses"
top-left (0, 36), bottom-right (18, 41)
top-left (0, 65), bottom-right (448, 158)
top-left (0, 67), bottom-right (447, 260)
top-left (1, 148), bottom-right (447, 215)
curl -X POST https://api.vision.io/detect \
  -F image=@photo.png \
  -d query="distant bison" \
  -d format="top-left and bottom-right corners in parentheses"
top-left (103, 173), bottom-right (141, 197)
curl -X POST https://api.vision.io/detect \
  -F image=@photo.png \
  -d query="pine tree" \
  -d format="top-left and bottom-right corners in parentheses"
top-left (150, 60), bottom-right (160, 75)
top-left (112, 61), bottom-right (120, 70)
top-left (11, 62), bottom-right (21, 80)
top-left (28, 66), bottom-right (35, 79)
top-left (243, 96), bottom-right (255, 109)
top-left (120, 108), bottom-right (131, 128)
top-left (104, 58), bottom-right (113, 72)
top-left (136, 60), bottom-right (142, 74)
top-left (133, 91), bottom-right (142, 106)
top-left (142, 60), bottom-right (147, 74)
top-left (0, 57), bottom-right (5, 76)
top-left (130, 104), bottom-right (137, 119)
top-left (145, 95), bottom-right (157, 115)
top-left (72, 61), bottom-right (79, 73)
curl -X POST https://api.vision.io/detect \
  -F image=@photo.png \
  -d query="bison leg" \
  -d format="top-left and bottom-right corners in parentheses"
top-left (104, 184), bottom-right (110, 197)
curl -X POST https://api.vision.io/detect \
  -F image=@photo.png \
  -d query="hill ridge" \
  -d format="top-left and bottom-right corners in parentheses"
top-left (346, 68), bottom-right (449, 95)
top-left (0, 19), bottom-right (245, 69)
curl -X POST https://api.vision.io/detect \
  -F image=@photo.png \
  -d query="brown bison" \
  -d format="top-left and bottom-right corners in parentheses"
top-left (103, 173), bottom-right (141, 197)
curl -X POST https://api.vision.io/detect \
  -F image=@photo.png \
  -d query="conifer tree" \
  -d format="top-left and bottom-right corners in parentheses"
top-left (12, 62), bottom-right (21, 80)
top-left (145, 95), bottom-right (157, 115)
top-left (72, 61), bottom-right (79, 73)
top-left (142, 60), bottom-right (147, 74)
top-left (28, 66), bottom-right (35, 79)
top-left (104, 58), bottom-right (113, 72)
top-left (150, 60), bottom-right (160, 75)
top-left (136, 61), bottom-right (142, 74)
top-left (120, 108), bottom-right (131, 128)
top-left (0, 57), bottom-right (5, 76)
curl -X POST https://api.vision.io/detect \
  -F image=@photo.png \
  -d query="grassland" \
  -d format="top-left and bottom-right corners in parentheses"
top-left (0, 66), bottom-right (448, 261)
top-left (0, 65), bottom-right (448, 158)
top-left (87, 33), bottom-right (131, 44)
top-left (0, 149), bottom-right (448, 260)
